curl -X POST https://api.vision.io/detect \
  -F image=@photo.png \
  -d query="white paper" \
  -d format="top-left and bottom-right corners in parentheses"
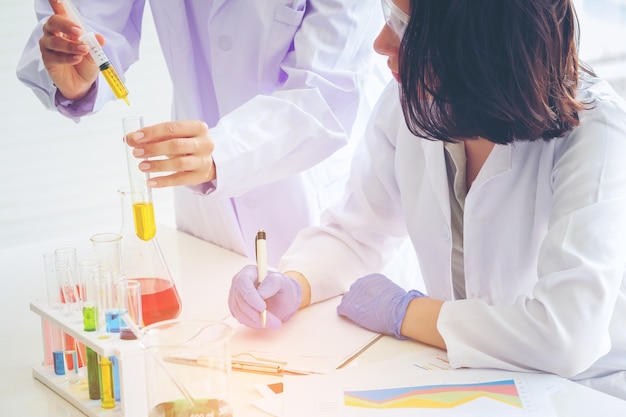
top-left (283, 353), bottom-right (561, 417)
top-left (224, 296), bottom-right (382, 375)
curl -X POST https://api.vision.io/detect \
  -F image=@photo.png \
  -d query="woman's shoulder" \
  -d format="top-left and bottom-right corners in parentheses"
top-left (577, 74), bottom-right (626, 119)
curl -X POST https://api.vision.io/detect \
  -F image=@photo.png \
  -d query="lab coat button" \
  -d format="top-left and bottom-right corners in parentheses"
top-left (442, 225), bottom-right (451, 240)
top-left (218, 36), bottom-right (232, 51)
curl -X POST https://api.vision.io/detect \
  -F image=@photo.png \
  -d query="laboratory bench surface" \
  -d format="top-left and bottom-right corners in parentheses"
top-left (2, 226), bottom-right (626, 416)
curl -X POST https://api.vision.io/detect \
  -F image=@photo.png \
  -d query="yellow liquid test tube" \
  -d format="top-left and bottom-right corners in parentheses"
top-left (133, 201), bottom-right (156, 241)
top-left (99, 356), bottom-right (116, 409)
top-left (123, 116), bottom-right (157, 241)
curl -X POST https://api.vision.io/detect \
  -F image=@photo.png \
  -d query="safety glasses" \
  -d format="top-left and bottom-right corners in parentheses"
top-left (382, 0), bottom-right (410, 40)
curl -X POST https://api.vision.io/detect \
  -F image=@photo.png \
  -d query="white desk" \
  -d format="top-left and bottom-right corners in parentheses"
top-left (2, 226), bottom-right (626, 416)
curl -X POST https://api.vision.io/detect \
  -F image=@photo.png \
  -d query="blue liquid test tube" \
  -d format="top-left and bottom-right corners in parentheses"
top-left (51, 325), bottom-right (65, 376)
top-left (111, 356), bottom-right (121, 402)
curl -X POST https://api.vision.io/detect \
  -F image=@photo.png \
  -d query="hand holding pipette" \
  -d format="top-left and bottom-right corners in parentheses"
top-left (41, 0), bottom-right (129, 104)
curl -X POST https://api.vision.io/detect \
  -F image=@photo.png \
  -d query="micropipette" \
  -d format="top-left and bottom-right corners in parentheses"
top-left (123, 116), bottom-right (157, 241)
top-left (58, 0), bottom-right (130, 105)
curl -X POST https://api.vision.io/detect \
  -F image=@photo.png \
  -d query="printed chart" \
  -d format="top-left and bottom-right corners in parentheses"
top-left (345, 379), bottom-right (523, 409)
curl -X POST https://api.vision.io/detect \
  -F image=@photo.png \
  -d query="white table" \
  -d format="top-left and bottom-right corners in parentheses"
top-left (3, 226), bottom-right (626, 416)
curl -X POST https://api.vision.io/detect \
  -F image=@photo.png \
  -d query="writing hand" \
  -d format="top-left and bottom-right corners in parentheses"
top-left (228, 265), bottom-right (302, 329)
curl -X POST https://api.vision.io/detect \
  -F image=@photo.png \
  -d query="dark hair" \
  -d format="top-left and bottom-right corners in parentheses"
top-left (399, 0), bottom-right (593, 143)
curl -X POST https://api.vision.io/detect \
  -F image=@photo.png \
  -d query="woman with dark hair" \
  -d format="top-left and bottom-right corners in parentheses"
top-left (228, 0), bottom-right (626, 399)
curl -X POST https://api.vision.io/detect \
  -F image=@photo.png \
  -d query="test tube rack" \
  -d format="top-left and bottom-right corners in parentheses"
top-left (30, 299), bottom-right (148, 416)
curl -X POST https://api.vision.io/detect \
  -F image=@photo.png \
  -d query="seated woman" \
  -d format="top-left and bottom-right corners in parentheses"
top-left (228, 0), bottom-right (626, 400)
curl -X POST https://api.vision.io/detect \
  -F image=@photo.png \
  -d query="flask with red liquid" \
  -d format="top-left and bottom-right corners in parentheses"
top-left (117, 187), bottom-right (182, 326)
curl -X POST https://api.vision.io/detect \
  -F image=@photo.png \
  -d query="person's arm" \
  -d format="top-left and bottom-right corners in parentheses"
top-left (200, 0), bottom-right (386, 198)
top-left (401, 297), bottom-right (446, 349)
top-left (16, 0), bottom-right (143, 119)
top-left (284, 270), bottom-right (311, 309)
top-left (278, 83), bottom-right (409, 304)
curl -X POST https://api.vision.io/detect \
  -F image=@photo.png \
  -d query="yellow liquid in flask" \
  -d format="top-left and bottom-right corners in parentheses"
top-left (133, 202), bottom-right (156, 241)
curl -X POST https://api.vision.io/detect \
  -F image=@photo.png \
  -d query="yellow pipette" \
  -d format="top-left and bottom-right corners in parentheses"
top-left (59, 0), bottom-right (130, 105)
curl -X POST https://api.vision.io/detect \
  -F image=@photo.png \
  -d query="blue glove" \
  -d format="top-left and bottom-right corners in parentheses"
top-left (337, 273), bottom-right (426, 339)
top-left (228, 264), bottom-right (302, 329)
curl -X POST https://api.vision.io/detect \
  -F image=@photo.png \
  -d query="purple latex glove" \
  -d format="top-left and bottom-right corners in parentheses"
top-left (337, 273), bottom-right (426, 339)
top-left (228, 264), bottom-right (302, 329)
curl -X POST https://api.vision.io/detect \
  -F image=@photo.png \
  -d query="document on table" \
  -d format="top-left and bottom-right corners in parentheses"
top-left (283, 350), bottom-right (562, 417)
top-left (223, 296), bottom-right (382, 375)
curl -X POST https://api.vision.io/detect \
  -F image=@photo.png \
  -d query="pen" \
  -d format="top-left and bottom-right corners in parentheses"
top-left (163, 356), bottom-right (283, 374)
top-left (255, 229), bottom-right (268, 328)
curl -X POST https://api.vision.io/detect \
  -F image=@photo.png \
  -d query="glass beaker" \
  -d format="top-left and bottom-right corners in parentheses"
top-left (140, 320), bottom-right (234, 417)
top-left (118, 187), bottom-right (182, 326)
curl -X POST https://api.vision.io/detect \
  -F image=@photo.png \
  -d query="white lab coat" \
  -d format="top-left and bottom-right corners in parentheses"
top-left (17, 0), bottom-right (387, 265)
top-left (280, 77), bottom-right (626, 398)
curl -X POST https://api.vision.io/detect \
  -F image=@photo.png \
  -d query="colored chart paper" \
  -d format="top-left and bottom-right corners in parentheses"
top-left (344, 379), bottom-right (523, 409)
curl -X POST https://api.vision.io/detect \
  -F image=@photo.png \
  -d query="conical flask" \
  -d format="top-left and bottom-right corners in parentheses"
top-left (117, 187), bottom-right (182, 326)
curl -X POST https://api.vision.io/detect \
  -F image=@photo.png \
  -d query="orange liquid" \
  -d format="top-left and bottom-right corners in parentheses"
top-left (135, 277), bottom-right (182, 326)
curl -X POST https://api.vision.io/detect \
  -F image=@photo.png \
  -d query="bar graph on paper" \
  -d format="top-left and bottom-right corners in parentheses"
top-left (343, 378), bottom-right (539, 416)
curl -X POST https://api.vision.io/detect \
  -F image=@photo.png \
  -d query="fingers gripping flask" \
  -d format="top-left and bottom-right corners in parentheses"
top-left (117, 187), bottom-right (182, 326)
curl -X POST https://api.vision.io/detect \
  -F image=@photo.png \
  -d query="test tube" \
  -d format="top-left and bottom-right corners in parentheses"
top-left (122, 116), bottom-right (156, 241)
top-left (80, 260), bottom-right (101, 332)
top-left (62, 333), bottom-right (80, 383)
top-left (55, 258), bottom-right (80, 316)
top-left (111, 356), bottom-right (121, 402)
top-left (86, 347), bottom-right (101, 400)
top-left (51, 326), bottom-right (65, 376)
top-left (102, 270), bottom-right (121, 334)
top-left (99, 356), bottom-right (116, 409)
top-left (119, 280), bottom-right (142, 340)
top-left (43, 253), bottom-right (61, 309)
top-left (59, 0), bottom-right (130, 105)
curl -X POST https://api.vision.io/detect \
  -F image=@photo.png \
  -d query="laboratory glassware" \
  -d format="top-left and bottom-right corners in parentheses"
top-left (118, 186), bottom-right (182, 326)
top-left (90, 233), bottom-right (124, 335)
top-left (99, 356), bottom-right (116, 409)
top-left (59, 0), bottom-right (130, 104)
top-left (62, 332), bottom-right (80, 383)
top-left (79, 260), bottom-right (101, 332)
top-left (140, 320), bottom-right (234, 417)
top-left (90, 233), bottom-right (123, 276)
top-left (122, 115), bottom-right (156, 241)
top-left (43, 252), bottom-right (61, 309)
top-left (55, 258), bottom-right (80, 315)
top-left (119, 279), bottom-right (142, 340)
top-left (86, 346), bottom-right (101, 400)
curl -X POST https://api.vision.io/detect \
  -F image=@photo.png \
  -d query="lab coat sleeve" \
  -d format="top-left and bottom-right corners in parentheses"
top-left (279, 84), bottom-right (411, 303)
top-left (204, 0), bottom-right (385, 199)
top-left (438, 98), bottom-right (626, 377)
top-left (16, 0), bottom-right (146, 121)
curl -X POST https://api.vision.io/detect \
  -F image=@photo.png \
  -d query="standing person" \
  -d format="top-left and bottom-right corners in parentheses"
top-left (228, 0), bottom-right (626, 400)
top-left (16, 0), bottom-right (387, 266)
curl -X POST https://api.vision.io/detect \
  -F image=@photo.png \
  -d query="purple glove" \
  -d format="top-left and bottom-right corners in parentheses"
top-left (337, 273), bottom-right (426, 339)
top-left (228, 265), bottom-right (302, 329)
